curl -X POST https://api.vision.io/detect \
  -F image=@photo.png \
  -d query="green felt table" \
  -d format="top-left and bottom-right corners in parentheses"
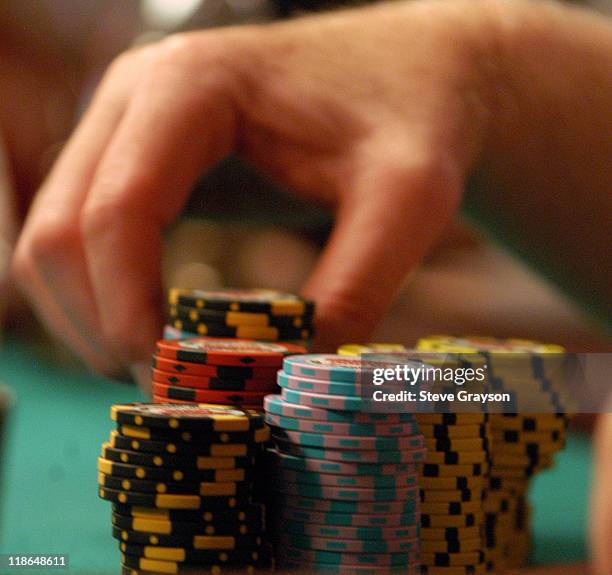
top-left (0, 339), bottom-right (591, 574)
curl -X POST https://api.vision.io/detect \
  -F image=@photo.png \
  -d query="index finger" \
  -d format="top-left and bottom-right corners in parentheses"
top-left (81, 36), bottom-right (240, 364)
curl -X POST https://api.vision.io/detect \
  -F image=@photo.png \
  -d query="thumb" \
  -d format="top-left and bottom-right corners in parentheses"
top-left (302, 155), bottom-right (462, 351)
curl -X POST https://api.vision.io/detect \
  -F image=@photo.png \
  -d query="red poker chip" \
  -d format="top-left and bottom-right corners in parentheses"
top-left (155, 338), bottom-right (306, 367)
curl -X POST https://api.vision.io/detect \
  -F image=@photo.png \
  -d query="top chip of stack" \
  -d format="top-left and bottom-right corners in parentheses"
top-left (152, 338), bottom-right (307, 409)
top-left (167, 288), bottom-right (315, 344)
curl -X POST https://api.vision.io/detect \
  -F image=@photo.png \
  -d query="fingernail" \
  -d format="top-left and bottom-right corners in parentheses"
top-left (130, 361), bottom-right (152, 398)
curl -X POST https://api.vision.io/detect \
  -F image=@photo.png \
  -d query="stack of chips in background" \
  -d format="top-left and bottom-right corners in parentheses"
top-left (263, 354), bottom-right (427, 574)
top-left (97, 404), bottom-right (273, 575)
top-left (166, 288), bottom-right (315, 347)
top-left (416, 336), bottom-right (570, 572)
top-left (338, 344), bottom-right (490, 575)
top-left (151, 338), bottom-right (306, 409)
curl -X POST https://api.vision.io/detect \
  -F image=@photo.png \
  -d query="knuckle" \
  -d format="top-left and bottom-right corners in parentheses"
top-left (158, 32), bottom-right (199, 64)
top-left (155, 32), bottom-right (241, 96)
top-left (80, 176), bottom-right (151, 240)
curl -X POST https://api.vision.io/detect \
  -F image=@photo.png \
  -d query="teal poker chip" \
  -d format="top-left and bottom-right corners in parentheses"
top-left (266, 447), bottom-right (420, 476)
top-left (278, 371), bottom-right (363, 396)
top-left (282, 354), bottom-right (423, 384)
top-left (264, 395), bottom-right (417, 424)
top-left (267, 467), bottom-right (418, 489)
top-left (272, 493), bottom-right (418, 515)
top-left (275, 533), bottom-right (418, 554)
top-left (275, 545), bottom-right (418, 567)
top-left (278, 506), bottom-right (418, 528)
top-left (280, 520), bottom-right (419, 541)
top-left (274, 440), bottom-right (426, 464)
top-left (270, 429), bottom-right (424, 451)
top-left (281, 388), bottom-right (370, 412)
top-left (264, 412), bottom-right (420, 436)
top-left (270, 480), bottom-right (417, 502)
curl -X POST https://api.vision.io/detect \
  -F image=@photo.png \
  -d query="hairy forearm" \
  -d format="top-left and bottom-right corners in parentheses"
top-left (463, 0), bottom-right (612, 325)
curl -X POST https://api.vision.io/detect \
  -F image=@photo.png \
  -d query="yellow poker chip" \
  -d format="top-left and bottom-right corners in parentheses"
top-left (417, 335), bottom-right (564, 355)
top-left (416, 413), bottom-right (487, 426)
top-left (420, 476), bottom-right (485, 491)
top-left (492, 453), bottom-right (554, 467)
top-left (482, 497), bottom-right (516, 514)
top-left (424, 451), bottom-right (489, 465)
top-left (487, 475), bottom-right (529, 492)
top-left (420, 526), bottom-right (481, 541)
top-left (425, 438), bottom-right (488, 452)
top-left (490, 414), bottom-right (568, 432)
top-left (419, 424), bottom-right (489, 439)
top-left (420, 550), bottom-right (485, 567)
top-left (420, 501), bottom-right (482, 515)
top-left (493, 441), bottom-right (565, 455)
top-left (491, 428), bottom-right (565, 443)
top-left (421, 513), bottom-right (484, 528)
top-left (421, 539), bottom-right (482, 553)
top-left (416, 335), bottom-right (565, 381)
top-left (337, 343), bottom-right (409, 356)
top-left (421, 462), bottom-right (490, 478)
top-left (420, 489), bottom-right (484, 504)
top-left (489, 464), bottom-right (553, 479)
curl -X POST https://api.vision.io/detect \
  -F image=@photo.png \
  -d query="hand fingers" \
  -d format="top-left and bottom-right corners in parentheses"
top-left (303, 143), bottom-right (463, 351)
top-left (12, 47), bottom-right (156, 375)
top-left (80, 35), bottom-right (239, 364)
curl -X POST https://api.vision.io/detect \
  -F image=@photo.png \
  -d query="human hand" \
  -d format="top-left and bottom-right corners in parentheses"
top-left (12, 0), bottom-right (502, 375)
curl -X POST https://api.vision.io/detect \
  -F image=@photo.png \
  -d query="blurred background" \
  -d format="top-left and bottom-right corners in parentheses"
top-left (1, 0), bottom-right (611, 361)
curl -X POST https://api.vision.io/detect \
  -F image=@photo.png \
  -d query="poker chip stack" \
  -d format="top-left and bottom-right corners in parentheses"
top-left (483, 412), bottom-right (570, 571)
top-left (416, 412), bottom-right (489, 575)
top-left (151, 338), bottom-right (306, 409)
top-left (417, 336), bottom-right (570, 572)
top-left (338, 344), bottom-right (490, 575)
top-left (166, 288), bottom-right (315, 346)
top-left (97, 403), bottom-right (273, 575)
top-left (263, 354), bottom-right (427, 575)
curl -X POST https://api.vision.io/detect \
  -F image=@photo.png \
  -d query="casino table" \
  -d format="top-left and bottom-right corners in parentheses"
top-left (0, 338), bottom-right (592, 574)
